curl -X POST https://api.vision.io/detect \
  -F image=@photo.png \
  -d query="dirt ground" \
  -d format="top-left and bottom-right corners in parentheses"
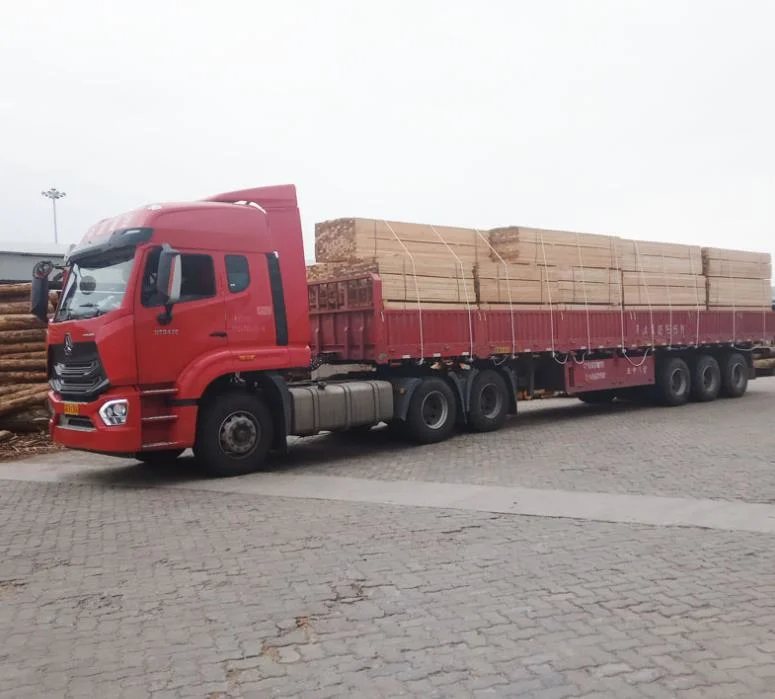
top-left (0, 432), bottom-right (60, 462)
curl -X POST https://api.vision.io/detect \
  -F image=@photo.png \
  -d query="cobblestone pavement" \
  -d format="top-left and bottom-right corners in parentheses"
top-left (2, 381), bottom-right (775, 697)
top-left (39, 379), bottom-right (775, 502)
top-left (278, 380), bottom-right (775, 503)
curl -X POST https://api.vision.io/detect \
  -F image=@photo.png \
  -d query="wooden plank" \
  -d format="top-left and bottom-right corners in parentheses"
top-left (475, 262), bottom-right (542, 282)
top-left (704, 259), bottom-right (772, 279)
top-left (383, 300), bottom-right (476, 310)
top-left (614, 240), bottom-right (702, 275)
top-left (315, 218), bottom-right (480, 264)
top-left (545, 267), bottom-right (621, 306)
top-left (706, 277), bottom-right (771, 308)
top-left (479, 303), bottom-right (618, 311)
top-left (488, 227), bottom-right (616, 269)
top-left (702, 247), bottom-right (771, 279)
top-left (622, 272), bottom-right (705, 307)
top-left (702, 247), bottom-right (771, 265)
top-left (307, 257), bottom-right (475, 304)
top-left (625, 305), bottom-right (703, 311)
top-left (380, 272), bottom-right (475, 304)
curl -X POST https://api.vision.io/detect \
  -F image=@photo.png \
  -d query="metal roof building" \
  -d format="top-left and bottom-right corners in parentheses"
top-left (0, 242), bottom-right (68, 284)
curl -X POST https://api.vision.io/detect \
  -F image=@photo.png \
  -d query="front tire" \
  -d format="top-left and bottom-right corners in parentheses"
top-left (194, 391), bottom-right (274, 477)
top-left (656, 356), bottom-right (691, 406)
top-left (690, 354), bottom-right (721, 402)
top-left (468, 370), bottom-right (509, 432)
top-left (405, 377), bottom-right (457, 444)
top-left (720, 352), bottom-right (749, 398)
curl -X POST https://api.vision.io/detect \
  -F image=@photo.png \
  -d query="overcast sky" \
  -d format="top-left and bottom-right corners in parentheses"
top-left (1, 0), bottom-right (773, 266)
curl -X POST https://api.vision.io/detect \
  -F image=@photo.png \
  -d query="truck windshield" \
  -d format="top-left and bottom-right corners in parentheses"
top-left (55, 248), bottom-right (136, 321)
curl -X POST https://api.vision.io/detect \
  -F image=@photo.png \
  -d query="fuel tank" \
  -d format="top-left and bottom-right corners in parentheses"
top-left (288, 380), bottom-right (394, 436)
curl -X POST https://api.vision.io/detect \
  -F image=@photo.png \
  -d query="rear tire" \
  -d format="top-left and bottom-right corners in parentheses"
top-left (656, 356), bottom-right (691, 406)
top-left (578, 390), bottom-right (616, 405)
top-left (720, 352), bottom-right (749, 398)
top-left (468, 370), bottom-right (509, 432)
top-left (405, 377), bottom-right (457, 444)
top-left (690, 355), bottom-right (721, 402)
top-left (194, 391), bottom-right (274, 477)
top-left (134, 449), bottom-right (184, 465)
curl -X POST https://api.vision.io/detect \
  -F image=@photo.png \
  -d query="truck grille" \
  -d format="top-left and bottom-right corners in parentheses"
top-left (49, 341), bottom-right (110, 401)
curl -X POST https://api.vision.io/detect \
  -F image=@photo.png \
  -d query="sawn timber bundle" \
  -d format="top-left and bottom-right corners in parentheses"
top-left (310, 218), bottom-right (772, 313)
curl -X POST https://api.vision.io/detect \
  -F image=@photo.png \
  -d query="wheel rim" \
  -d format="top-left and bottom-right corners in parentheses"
top-left (479, 383), bottom-right (503, 420)
top-left (670, 368), bottom-right (688, 396)
top-left (731, 363), bottom-right (744, 388)
top-left (701, 366), bottom-right (715, 390)
top-left (218, 411), bottom-right (260, 458)
top-left (420, 391), bottom-right (449, 430)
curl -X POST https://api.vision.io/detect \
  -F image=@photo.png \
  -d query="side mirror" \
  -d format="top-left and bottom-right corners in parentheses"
top-left (79, 275), bottom-right (97, 294)
top-left (30, 260), bottom-right (54, 323)
top-left (156, 246), bottom-right (181, 325)
top-left (157, 246), bottom-right (182, 306)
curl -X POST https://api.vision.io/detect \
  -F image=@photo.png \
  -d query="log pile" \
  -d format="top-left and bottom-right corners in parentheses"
top-left (308, 218), bottom-right (772, 313)
top-left (0, 283), bottom-right (52, 437)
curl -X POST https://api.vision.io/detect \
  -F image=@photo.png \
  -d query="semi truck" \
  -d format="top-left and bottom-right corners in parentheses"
top-left (33, 184), bottom-right (774, 476)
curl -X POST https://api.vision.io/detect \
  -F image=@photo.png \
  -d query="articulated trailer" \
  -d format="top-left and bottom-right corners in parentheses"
top-left (35, 185), bottom-right (774, 476)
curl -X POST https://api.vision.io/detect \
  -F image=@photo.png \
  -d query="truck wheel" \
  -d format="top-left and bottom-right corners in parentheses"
top-left (135, 449), bottom-right (184, 465)
top-left (194, 391), bottom-right (274, 477)
top-left (720, 352), bottom-right (749, 398)
top-left (690, 355), bottom-right (721, 402)
top-left (468, 370), bottom-right (509, 432)
top-left (578, 390), bottom-right (616, 405)
top-left (405, 377), bottom-right (457, 444)
top-left (656, 356), bottom-right (691, 406)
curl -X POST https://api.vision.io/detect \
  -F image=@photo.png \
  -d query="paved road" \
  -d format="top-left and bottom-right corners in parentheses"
top-left (2, 381), bottom-right (775, 697)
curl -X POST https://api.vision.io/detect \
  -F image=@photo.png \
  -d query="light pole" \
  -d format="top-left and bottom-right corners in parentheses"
top-left (41, 187), bottom-right (66, 244)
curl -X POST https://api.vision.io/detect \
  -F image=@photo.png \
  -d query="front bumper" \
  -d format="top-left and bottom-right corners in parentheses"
top-left (49, 387), bottom-right (142, 454)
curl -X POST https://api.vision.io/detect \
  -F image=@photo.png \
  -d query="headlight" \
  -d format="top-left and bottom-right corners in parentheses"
top-left (99, 399), bottom-right (129, 426)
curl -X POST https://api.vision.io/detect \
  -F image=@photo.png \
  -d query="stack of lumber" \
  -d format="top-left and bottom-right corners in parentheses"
top-left (703, 248), bottom-right (772, 309)
top-left (0, 284), bottom-right (52, 435)
top-left (488, 227), bottom-right (615, 269)
top-left (313, 218), bottom-right (480, 309)
top-left (614, 240), bottom-right (705, 309)
top-left (481, 227), bottom-right (619, 309)
top-left (621, 272), bottom-right (705, 309)
top-left (475, 262), bottom-right (544, 307)
top-left (309, 216), bottom-right (772, 314)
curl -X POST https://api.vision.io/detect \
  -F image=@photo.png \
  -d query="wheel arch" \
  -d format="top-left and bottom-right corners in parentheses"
top-left (198, 371), bottom-right (291, 452)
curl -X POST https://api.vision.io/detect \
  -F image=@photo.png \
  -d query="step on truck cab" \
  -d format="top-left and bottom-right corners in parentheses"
top-left (34, 184), bottom-right (774, 476)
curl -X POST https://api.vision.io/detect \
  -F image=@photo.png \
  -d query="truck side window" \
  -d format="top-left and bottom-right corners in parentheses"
top-left (226, 255), bottom-right (250, 293)
top-left (141, 249), bottom-right (216, 307)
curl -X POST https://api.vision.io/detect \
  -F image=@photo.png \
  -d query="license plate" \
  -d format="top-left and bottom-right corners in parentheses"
top-left (63, 403), bottom-right (80, 416)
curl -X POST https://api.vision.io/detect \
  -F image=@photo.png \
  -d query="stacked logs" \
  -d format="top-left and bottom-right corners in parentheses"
top-left (0, 283), bottom-right (54, 437)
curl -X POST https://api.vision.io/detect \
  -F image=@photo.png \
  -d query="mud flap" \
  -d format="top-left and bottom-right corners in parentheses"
top-left (390, 377), bottom-right (423, 422)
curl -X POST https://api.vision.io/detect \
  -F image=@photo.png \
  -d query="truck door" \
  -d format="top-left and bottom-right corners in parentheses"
top-left (223, 253), bottom-right (279, 353)
top-left (134, 247), bottom-right (227, 387)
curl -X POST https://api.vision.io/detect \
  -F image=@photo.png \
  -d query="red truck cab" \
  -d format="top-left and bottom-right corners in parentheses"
top-left (46, 185), bottom-right (310, 466)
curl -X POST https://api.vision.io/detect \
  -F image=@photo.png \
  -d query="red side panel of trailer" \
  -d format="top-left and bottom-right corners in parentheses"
top-left (308, 276), bottom-right (775, 363)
